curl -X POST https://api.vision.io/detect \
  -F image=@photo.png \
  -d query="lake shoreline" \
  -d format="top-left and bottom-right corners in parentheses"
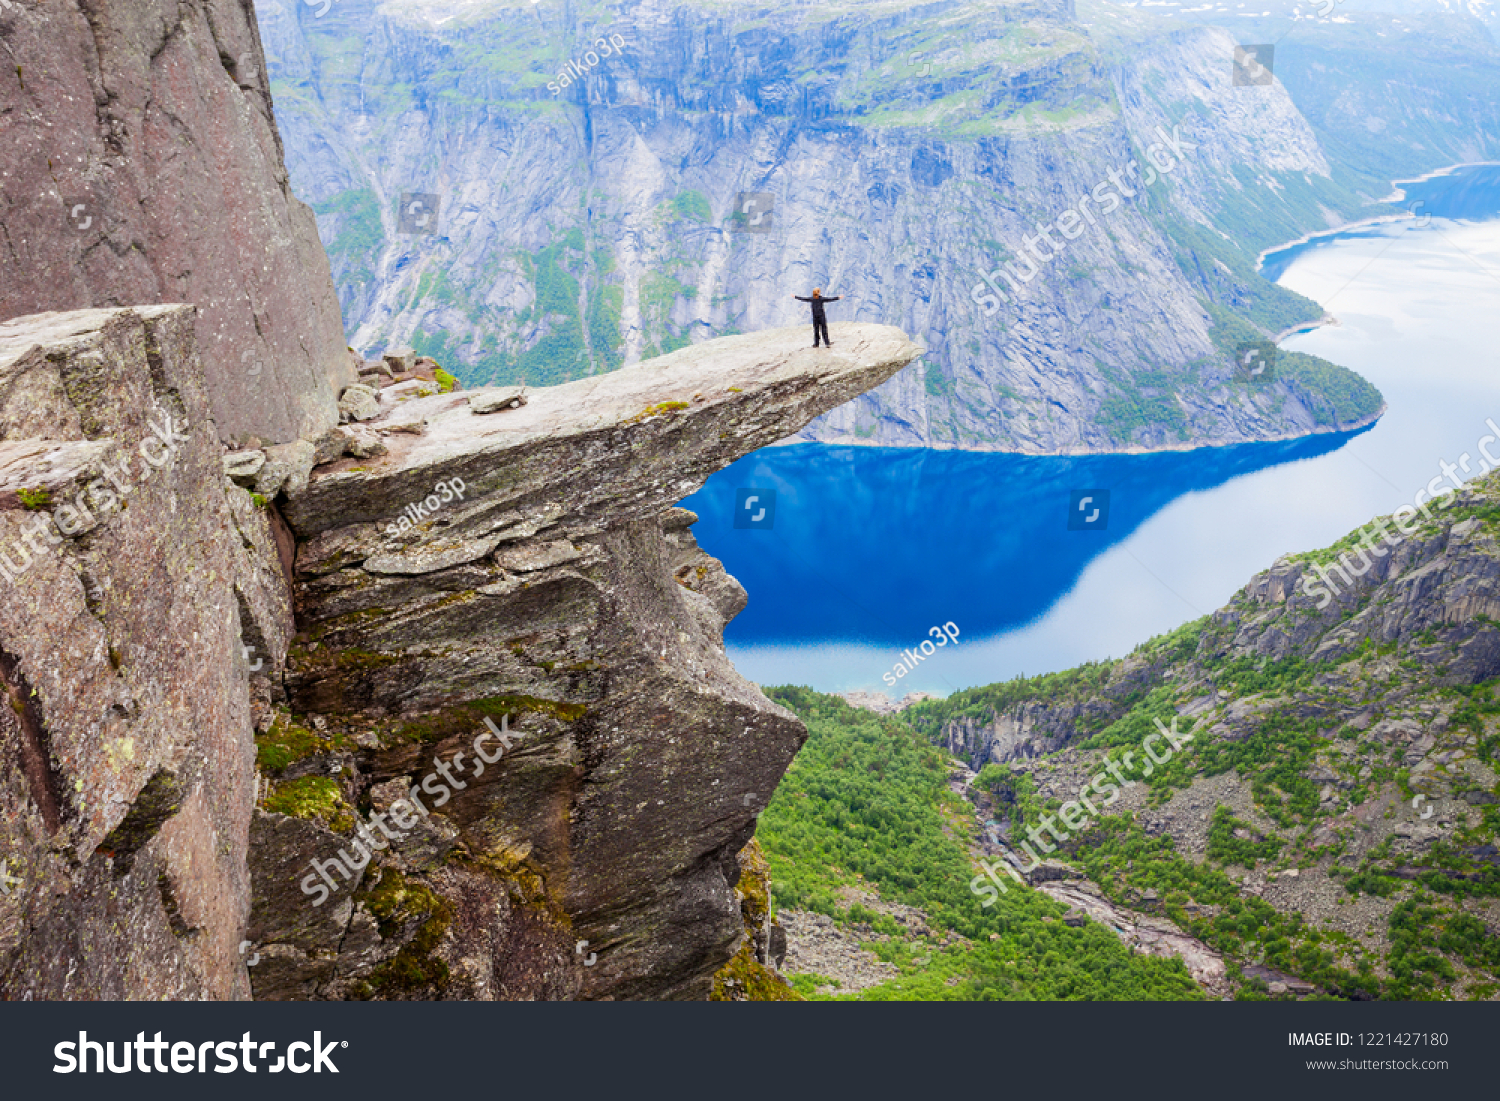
top-left (1255, 160), bottom-right (1500, 275)
top-left (716, 166), bottom-right (1500, 692)
top-left (780, 401), bottom-right (1385, 458)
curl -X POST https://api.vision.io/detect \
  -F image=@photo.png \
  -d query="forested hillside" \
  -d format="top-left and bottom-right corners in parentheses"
top-left (759, 688), bottom-right (1204, 999)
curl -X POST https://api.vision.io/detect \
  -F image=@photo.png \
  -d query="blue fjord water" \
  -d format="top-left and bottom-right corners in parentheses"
top-left (682, 163), bottom-right (1500, 697)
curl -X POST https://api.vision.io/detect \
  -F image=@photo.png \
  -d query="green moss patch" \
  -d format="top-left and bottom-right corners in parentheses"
top-left (359, 868), bottom-right (453, 994)
top-left (624, 400), bottom-right (691, 425)
top-left (255, 712), bottom-right (350, 774)
top-left (711, 941), bottom-right (802, 1001)
top-left (289, 641), bottom-right (403, 675)
top-left (262, 776), bottom-right (357, 833)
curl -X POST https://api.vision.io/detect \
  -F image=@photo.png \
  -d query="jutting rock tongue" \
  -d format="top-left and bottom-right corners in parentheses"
top-left (253, 324), bottom-right (920, 1001)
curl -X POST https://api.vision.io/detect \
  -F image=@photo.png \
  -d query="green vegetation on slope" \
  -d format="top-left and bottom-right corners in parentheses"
top-left (760, 687), bottom-right (1203, 1000)
top-left (1278, 351), bottom-right (1386, 428)
top-left (409, 231), bottom-right (624, 388)
top-left (312, 188), bottom-right (384, 288)
top-left (904, 659), bottom-right (1145, 740)
top-left (1094, 362), bottom-right (1190, 444)
top-left (821, 501), bottom-right (1500, 999)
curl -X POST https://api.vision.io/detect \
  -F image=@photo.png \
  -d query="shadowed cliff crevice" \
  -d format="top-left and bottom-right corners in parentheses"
top-left (100, 769), bottom-right (185, 877)
top-left (0, 642), bottom-right (65, 834)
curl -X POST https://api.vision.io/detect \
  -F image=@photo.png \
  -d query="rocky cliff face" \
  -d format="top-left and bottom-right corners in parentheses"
top-left (0, 306), bottom-right (294, 998)
top-left (246, 323), bottom-right (916, 1000)
top-left (256, 0), bottom-right (1383, 455)
top-left (1, 0), bottom-right (921, 1003)
top-left (927, 488), bottom-right (1500, 772)
top-left (0, 307), bottom-right (918, 999)
top-left (0, 0), bottom-right (354, 445)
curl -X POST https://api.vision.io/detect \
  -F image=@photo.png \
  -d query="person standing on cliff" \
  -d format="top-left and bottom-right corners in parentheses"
top-left (793, 288), bottom-right (841, 348)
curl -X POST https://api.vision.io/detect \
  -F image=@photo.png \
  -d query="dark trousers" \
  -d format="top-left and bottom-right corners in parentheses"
top-left (813, 318), bottom-right (830, 346)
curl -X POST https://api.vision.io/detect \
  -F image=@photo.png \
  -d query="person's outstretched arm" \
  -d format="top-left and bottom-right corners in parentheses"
top-left (793, 295), bottom-right (812, 302)
top-left (823, 295), bottom-right (842, 302)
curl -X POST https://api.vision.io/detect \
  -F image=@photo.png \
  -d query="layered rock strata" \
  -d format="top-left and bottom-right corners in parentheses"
top-left (0, 310), bottom-right (918, 999)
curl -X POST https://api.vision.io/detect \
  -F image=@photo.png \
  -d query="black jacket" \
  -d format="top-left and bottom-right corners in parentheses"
top-left (795, 294), bottom-right (840, 321)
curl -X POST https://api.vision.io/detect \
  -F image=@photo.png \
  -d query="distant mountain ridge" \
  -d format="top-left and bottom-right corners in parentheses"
top-left (255, 0), bottom-right (1397, 454)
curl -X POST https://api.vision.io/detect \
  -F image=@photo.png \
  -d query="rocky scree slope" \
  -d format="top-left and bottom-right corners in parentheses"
top-left (255, 0), bottom-right (1383, 454)
top-left (907, 485), bottom-right (1500, 998)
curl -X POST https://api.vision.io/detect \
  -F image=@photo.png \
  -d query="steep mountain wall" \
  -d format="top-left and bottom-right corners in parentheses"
top-left (906, 484), bottom-right (1500, 998)
top-left (0, 306), bottom-right (294, 999)
top-left (1165, 0), bottom-right (1500, 192)
top-left (0, 0), bottom-right (355, 445)
top-left (256, 0), bottom-right (1384, 455)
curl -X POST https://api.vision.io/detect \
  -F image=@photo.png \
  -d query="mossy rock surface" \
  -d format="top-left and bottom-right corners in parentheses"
top-left (359, 868), bottom-right (454, 995)
top-left (711, 941), bottom-right (801, 1001)
top-left (709, 838), bottom-right (795, 1000)
top-left (289, 642), bottom-right (403, 675)
top-left (396, 694), bottom-right (586, 745)
top-left (255, 708), bottom-right (358, 772)
top-left (262, 775), bottom-right (357, 833)
top-left (256, 712), bottom-right (342, 773)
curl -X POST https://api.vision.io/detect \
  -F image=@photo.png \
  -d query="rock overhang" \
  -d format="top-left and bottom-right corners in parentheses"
top-left (282, 323), bottom-right (921, 536)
